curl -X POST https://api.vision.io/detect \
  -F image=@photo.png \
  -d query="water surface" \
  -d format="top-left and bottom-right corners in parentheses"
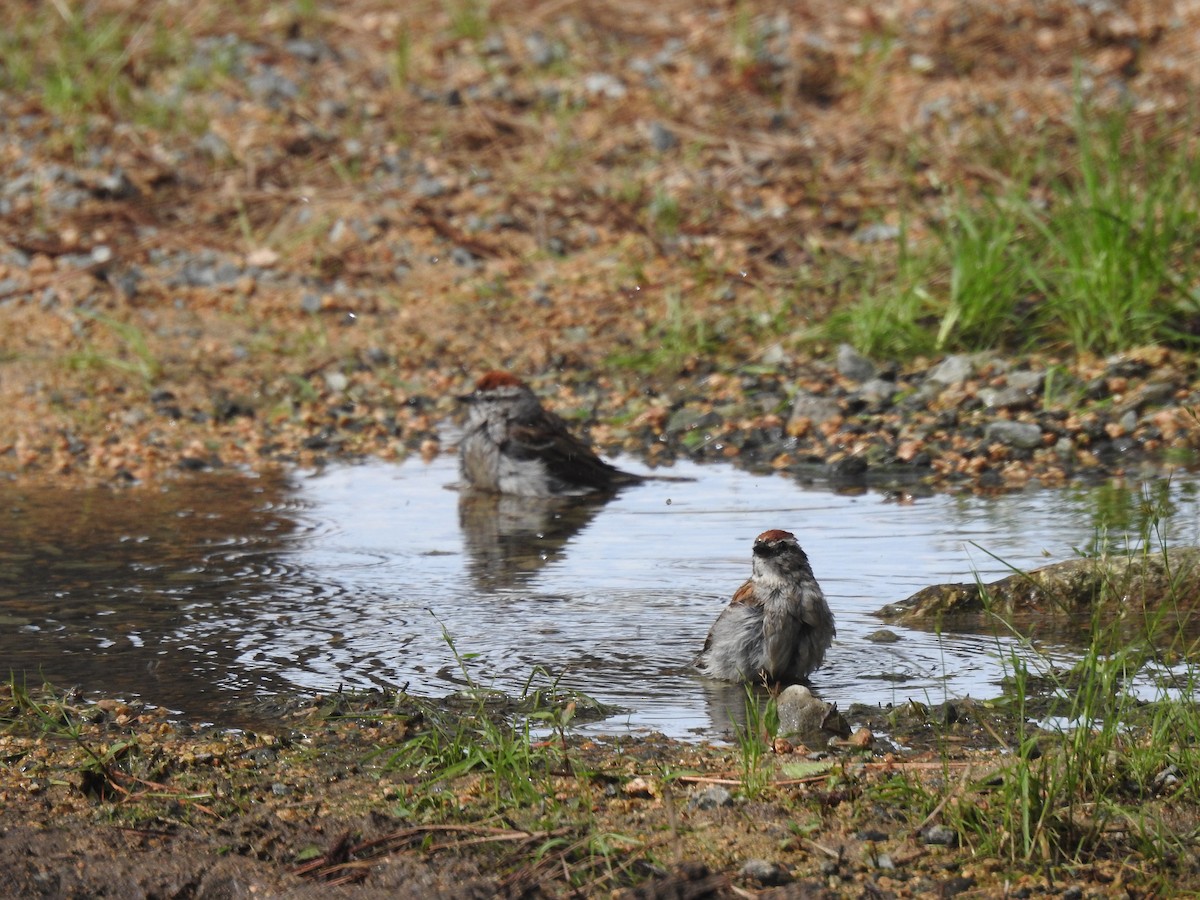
top-left (3, 458), bottom-right (1198, 739)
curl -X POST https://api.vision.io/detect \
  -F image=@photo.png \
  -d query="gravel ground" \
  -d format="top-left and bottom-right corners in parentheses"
top-left (1, 0), bottom-right (1199, 491)
top-left (3, 4), bottom-right (1200, 893)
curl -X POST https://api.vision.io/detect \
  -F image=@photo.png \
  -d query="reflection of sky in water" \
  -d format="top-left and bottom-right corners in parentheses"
top-left (4, 457), bottom-right (1200, 740)
top-left (208, 457), bottom-right (1200, 739)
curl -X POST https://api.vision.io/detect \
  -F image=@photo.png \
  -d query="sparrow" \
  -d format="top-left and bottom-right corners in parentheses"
top-left (695, 530), bottom-right (835, 685)
top-left (457, 371), bottom-right (646, 497)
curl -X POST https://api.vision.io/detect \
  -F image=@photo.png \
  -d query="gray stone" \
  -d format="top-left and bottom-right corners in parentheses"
top-left (836, 343), bottom-right (876, 382)
top-left (855, 378), bottom-right (896, 407)
top-left (877, 547), bottom-right (1200, 624)
top-left (977, 387), bottom-right (1032, 410)
top-left (909, 53), bottom-right (935, 73)
top-left (413, 176), bottom-right (447, 198)
top-left (921, 825), bottom-right (958, 847)
top-left (1007, 370), bottom-right (1046, 394)
top-left (582, 72), bottom-right (626, 99)
top-left (853, 223), bottom-right (901, 244)
top-left (865, 629), bottom-right (901, 644)
top-left (649, 121), bottom-right (679, 151)
top-left (984, 420), bottom-right (1042, 450)
top-left (739, 859), bottom-right (792, 886)
top-left (666, 406), bottom-right (720, 435)
top-left (927, 354), bottom-right (974, 386)
top-left (688, 785), bottom-right (733, 810)
top-left (524, 32), bottom-right (562, 68)
top-left (776, 684), bottom-right (848, 741)
top-left (788, 391), bottom-right (841, 426)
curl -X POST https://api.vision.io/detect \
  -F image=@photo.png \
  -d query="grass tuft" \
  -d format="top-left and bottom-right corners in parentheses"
top-left (825, 96), bottom-right (1200, 359)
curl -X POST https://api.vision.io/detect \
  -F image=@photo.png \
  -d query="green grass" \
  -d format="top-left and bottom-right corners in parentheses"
top-left (606, 288), bottom-right (721, 375)
top-left (67, 311), bottom-right (163, 386)
top-left (824, 96), bottom-right (1200, 360)
top-left (731, 685), bottom-right (779, 799)
top-left (868, 507), bottom-right (1200, 876)
top-left (377, 621), bottom-right (592, 817)
top-left (0, 3), bottom-right (219, 143)
top-left (4, 676), bottom-right (137, 801)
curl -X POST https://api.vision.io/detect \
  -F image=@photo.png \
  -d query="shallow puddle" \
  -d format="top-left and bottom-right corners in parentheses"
top-left (3, 457), bottom-right (1199, 739)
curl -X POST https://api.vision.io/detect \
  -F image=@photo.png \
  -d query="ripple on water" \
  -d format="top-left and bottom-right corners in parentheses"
top-left (2, 459), bottom-right (1200, 738)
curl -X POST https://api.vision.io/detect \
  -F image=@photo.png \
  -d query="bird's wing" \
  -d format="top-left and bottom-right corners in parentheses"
top-left (701, 580), bottom-right (758, 654)
top-left (506, 410), bottom-right (628, 491)
top-left (730, 579), bottom-right (759, 606)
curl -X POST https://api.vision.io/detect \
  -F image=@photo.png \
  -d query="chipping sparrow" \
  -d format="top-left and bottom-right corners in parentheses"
top-left (458, 371), bottom-right (645, 497)
top-left (695, 530), bottom-right (835, 685)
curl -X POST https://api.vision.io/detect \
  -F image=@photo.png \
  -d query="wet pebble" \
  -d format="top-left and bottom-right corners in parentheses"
top-left (665, 406), bottom-right (721, 435)
top-left (777, 684), bottom-right (848, 742)
top-left (865, 629), bottom-right (901, 643)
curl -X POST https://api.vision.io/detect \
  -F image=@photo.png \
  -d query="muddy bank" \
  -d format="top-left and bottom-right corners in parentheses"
top-left (2, 682), bottom-right (1195, 898)
top-left (878, 546), bottom-right (1200, 626)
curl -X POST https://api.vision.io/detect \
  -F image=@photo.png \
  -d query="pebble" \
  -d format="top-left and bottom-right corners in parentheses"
top-left (524, 32), bottom-right (561, 68)
top-left (865, 629), bottom-right (901, 643)
top-left (412, 176), bottom-right (447, 198)
top-left (777, 684), bottom-right (849, 742)
top-left (927, 354), bottom-right (975, 386)
top-left (977, 386), bottom-right (1034, 409)
top-left (665, 406), bottom-right (721, 435)
top-left (648, 121), bottom-right (679, 152)
top-left (689, 785), bottom-right (733, 810)
top-left (921, 825), bottom-right (959, 847)
top-left (1154, 764), bottom-right (1182, 790)
top-left (582, 72), bottom-right (627, 99)
top-left (853, 223), bottom-right (901, 243)
top-left (984, 420), bottom-right (1043, 450)
top-left (739, 859), bottom-right (792, 886)
top-left (788, 391), bottom-right (841, 426)
top-left (854, 378), bottom-right (896, 408)
top-left (837, 343), bottom-right (876, 382)
top-left (0, 13), bottom-right (1193, 504)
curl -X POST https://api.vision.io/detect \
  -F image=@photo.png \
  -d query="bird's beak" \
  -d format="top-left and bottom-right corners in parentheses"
top-left (457, 391), bottom-right (478, 404)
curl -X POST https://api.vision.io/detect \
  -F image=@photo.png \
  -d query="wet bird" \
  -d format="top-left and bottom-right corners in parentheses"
top-left (457, 371), bottom-right (645, 497)
top-left (696, 530), bottom-right (835, 685)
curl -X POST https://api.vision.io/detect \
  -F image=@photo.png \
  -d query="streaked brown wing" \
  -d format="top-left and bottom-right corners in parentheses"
top-left (730, 579), bottom-right (759, 606)
top-left (507, 410), bottom-right (625, 491)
